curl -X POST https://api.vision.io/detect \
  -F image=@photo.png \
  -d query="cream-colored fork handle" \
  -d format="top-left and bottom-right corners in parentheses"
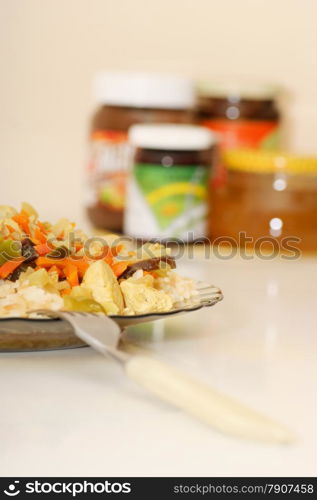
top-left (125, 355), bottom-right (294, 444)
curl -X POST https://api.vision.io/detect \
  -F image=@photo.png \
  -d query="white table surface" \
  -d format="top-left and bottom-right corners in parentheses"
top-left (1, 250), bottom-right (316, 477)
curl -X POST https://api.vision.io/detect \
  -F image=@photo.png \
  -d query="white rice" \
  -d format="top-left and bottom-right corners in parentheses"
top-left (155, 271), bottom-right (199, 305)
top-left (0, 279), bottom-right (63, 318)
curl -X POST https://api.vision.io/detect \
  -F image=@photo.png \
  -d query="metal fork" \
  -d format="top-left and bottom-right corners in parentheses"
top-left (33, 307), bottom-right (294, 444)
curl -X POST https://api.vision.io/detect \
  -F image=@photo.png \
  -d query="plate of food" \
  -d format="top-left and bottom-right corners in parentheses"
top-left (0, 203), bottom-right (223, 351)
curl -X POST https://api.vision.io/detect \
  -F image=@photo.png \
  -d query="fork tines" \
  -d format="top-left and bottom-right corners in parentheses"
top-left (196, 283), bottom-right (223, 304)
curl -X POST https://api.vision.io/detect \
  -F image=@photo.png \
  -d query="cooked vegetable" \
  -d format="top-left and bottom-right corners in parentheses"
top-left (21, 201), bottom-right (38, 218)
top-left (8, 262), bottom-right (36, 282)
top-left (33, 227), bottom-right (47, 244)
top-left (119, 256), bottom-right (176, 280)
top-left (36, 220), bottom-right (48, 233)
top-left (83, 260), bottom-right (124, 315)
top-left (0, 203), bottom-right (198, 318)
top-left (12, 213), bottom-right (30, 234)
top-left (111, 261), bottom-right (129, 277)
top-left (120, 274), bottom-right (173, 314)
top-left (1, 238), bottom-right (40, 282)
top-left (64, 262), bottom-right (79, 287)
top-left (0, 237), bottom-right (21, 266)
top-left (63, 296), bottom-right (105, 314)
top-left (21, 238), bottom-right (38, 264)
top-left (36, 256), bottom-right (66, 268)
top-left (0, 257), bottom-right (25, 279)
top-left (34, 243), bottom-right (52, 256)
top-left (0, 205), bottom-right (17, 219)
top-left (46, 245), bottom-right (70, 260)
top-left (26, 268), bottom-right (50, 287)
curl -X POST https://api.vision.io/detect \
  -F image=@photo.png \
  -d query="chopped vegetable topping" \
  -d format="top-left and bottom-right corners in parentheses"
top-left (0, 203), bottom-right (198, 317)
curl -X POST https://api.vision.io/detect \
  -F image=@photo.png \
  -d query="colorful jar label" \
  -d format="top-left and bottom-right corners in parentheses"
top-left (201, 119), bottom-right (280, 187)
top-left (125, 163), bottom-right (208, 240)
top-left (201, 119), bottom-right (280, 150)
top-left (86, 130), bottom-right (130, 212)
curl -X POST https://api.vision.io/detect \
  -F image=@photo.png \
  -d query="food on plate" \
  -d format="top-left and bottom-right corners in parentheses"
top-left (119, 256), bottom-right (176, 280)
top-left (120, 274), bottom-right (173, 315)
top-left (82, 260), bottom-right (124, 315)
top-left (0, 203), bottom-right (198, 317)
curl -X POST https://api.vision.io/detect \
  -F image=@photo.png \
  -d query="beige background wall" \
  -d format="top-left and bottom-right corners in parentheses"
top-left (1, 0), bottom-right (316, 226)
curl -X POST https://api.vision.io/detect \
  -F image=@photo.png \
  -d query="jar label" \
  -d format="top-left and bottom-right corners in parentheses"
top-left (86, 130), bottom-right (130, 212)
top-left (201, 119), bottom-right (279, 187)
top-left (201, 119), bottom-right (280, 150)
top-left (125, 163), bottom-right (208, 240)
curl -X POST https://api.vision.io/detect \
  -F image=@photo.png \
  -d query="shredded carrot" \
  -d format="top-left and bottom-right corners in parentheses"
top-left (70, 258), bottom-right (89, 277)
top-left (37, 221), bottom-right (47, 234)
top-left (36, 256), bottom-right (89, 279)
top-left (33, 228), bottom-right (47, 244)
top-left (0, 257), bottom-right (25, 279)
top-left (12, 213), bottom-right (30, 235)
top-left (61, 288), bottom-right (72, 296)
top-left (111, 261), bottom-right (129, 277)
top-left (34, 243), bottom-right (52, 256)
top-left (36, 256), bottom-right (67, 268)
top-left (63, 262), bottom-right (79, 287)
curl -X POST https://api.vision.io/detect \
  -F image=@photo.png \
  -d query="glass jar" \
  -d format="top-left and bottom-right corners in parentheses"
top-left (125, 124), bottom-right (215, 242)
top-left (197, 81), bottom-right (282, 185)
top-left (209, 150), bottom-right (317, 252)
top-left (197, 81), bottom-right (281, 149)
top-left (86, 72), bottom-right (195, 233)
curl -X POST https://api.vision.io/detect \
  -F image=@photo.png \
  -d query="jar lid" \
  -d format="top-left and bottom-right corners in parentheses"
top-left (197, 80), bottom-right (281, 100)
top-left (129, 124), bottom-right (216, 151)
top-left (94, 71), bottom-right (195, 109)
top-left (224, 150), bottom-right (317, 174)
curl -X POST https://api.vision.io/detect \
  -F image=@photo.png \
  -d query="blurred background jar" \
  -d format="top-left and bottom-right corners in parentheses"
top-left (86, 71), bottom-right (195, 233)
top-left (125, 124), bottom-right (215, 242)
top-left (209, 150), bottom-right (317, 252)
top-left (197, 81), bottom-right (282, 184)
